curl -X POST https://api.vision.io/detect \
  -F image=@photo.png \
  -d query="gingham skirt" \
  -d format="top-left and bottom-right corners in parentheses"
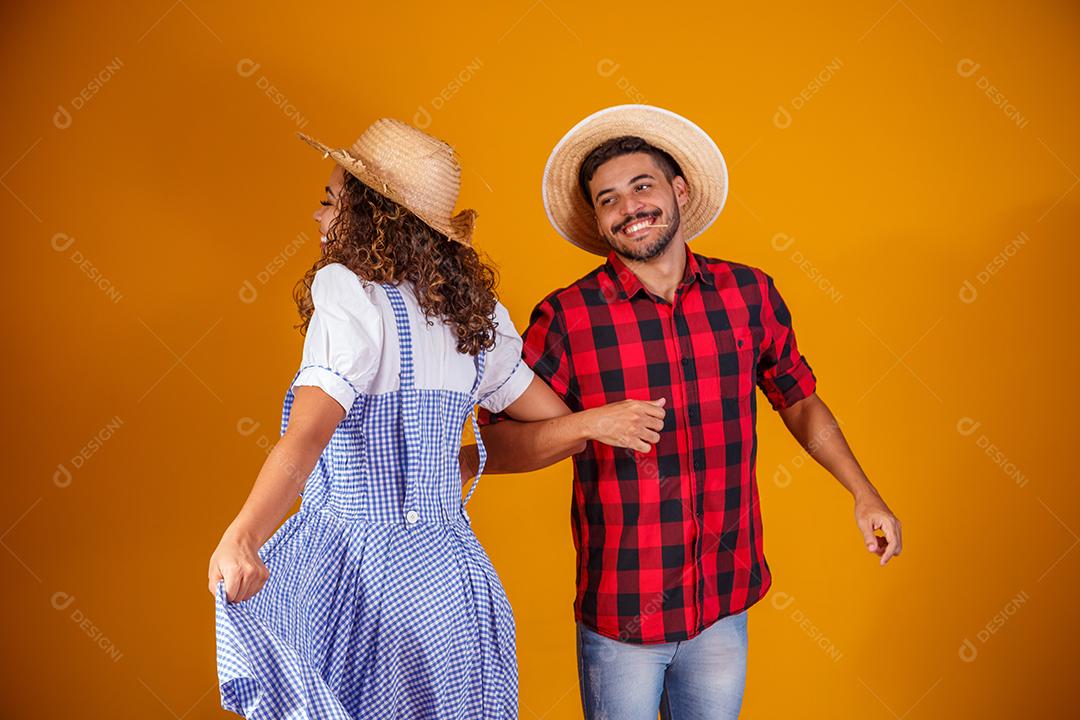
top-left (214, 283), bottom-right (517, 719)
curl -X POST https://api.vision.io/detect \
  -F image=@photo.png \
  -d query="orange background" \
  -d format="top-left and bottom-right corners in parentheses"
top-left (4, 1), bottom-right (1077, 717)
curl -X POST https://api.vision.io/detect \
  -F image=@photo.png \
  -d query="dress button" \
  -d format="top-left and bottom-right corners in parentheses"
top-left (405, 510), bottom-right (420, 524)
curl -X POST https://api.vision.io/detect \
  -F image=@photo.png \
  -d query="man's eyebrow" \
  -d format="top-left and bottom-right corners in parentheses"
top-left (594, 173), bottom-right (657, 202)
top-left (325, 185), bottom-right (336, 198)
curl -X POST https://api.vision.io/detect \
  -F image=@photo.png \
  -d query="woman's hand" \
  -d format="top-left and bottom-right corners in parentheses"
top-left (584, 398), bottom-right (667, 453)
top-left (208, 532), bottom-right (270, 603)
top-left (207, 386), bottom-right (343, 603)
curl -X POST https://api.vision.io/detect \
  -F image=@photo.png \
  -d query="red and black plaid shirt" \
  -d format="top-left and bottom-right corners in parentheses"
top-left (479, 243), bottom-right (817, 644)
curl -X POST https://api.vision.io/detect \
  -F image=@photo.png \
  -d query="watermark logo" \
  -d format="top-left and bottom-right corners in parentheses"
top-left (597, 59), bottom-right (648, 104)
top-left (50, 233), bottom-right (123, 303)
top-left (413, 57), bottom-right (484, 129)
top-left (236, 59), bottom-right (309, 129)
top-left (956, 417), bottom-right (1028, 488)
top-left (51, 591), bottom-right (123, 662)
top-left (771, 591), bottom-right (843, 661)
top-left (53, 57), bottom-right (124, 130)
top-left (958, 590), bottom-right (1029, 662)
top-left (958, 231), bottom-right (1029, 304)
top-left (53, 415), bottom-right (124, 488)
top-left (771, 233), bottom-right (843, 303)
top-left (774, 57), bottom-right (844, 129)
top-left (773, 417), bottom-right (844, 487)
top-left (238, 232), bottom-right (309, 304)
top-left (956, 59), bottom-right (1029, 130)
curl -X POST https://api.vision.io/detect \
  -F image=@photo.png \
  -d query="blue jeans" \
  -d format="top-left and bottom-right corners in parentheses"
top-left (576, 610), bottom-right (749, 720)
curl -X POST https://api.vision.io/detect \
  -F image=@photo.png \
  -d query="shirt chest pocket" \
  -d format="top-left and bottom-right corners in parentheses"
top-left (714, 326), bottom-right (757, 408)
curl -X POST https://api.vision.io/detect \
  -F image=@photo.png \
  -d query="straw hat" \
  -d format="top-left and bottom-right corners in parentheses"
top-left (297, 118), bottom-right (477, 245)
top-left (542, 104), bottom-right (729, 256)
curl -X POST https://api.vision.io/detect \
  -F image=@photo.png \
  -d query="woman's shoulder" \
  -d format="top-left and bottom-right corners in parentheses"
top-left (312, 263), bottom-right (383, 307)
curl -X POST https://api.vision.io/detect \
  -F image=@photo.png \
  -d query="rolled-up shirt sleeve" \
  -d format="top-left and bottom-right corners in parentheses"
top-left (757, 272), bottom-right (817, 411)
top-left (476, 301), bottom-right (536, 413)
top-left (292, 263), bottom-right (382, 415)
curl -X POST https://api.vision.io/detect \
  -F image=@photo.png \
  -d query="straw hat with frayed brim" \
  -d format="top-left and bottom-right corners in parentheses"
top-left (542, 104), bottom-right (729, 256)
top-left (298, 118), bottom-right (477, 245)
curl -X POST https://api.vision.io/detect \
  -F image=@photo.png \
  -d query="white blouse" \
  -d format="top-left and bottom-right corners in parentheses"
top-left (292, 263), bottom-right (534, 416)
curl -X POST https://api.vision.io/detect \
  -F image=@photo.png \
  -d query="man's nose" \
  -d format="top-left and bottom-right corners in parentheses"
top-left (619, 197), bottom-right (644, 218)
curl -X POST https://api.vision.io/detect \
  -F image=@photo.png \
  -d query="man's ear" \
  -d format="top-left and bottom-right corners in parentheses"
top-left (672, 176), bottom-right (689, 209)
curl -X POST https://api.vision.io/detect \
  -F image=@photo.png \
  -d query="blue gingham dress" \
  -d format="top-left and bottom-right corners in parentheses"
top-left (215, 282), bottom-right (517, 719)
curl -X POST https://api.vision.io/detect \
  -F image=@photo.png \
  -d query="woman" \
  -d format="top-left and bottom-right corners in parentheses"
top-left (208, 118), bottom-right (666, 719)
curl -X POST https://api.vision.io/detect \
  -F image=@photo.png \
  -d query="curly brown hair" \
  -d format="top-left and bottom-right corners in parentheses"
top-left (293, 172), bottom-right (499, 356)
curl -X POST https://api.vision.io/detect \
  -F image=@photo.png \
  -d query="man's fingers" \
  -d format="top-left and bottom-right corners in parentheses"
top-left (879, 518), bottom-right (901, 565)
top-left (643, 403), bottom-right (667, 419)
top-left (641, 430), bottom-right (661, 444)
top-left (856, 516), bottom-right (877, 552)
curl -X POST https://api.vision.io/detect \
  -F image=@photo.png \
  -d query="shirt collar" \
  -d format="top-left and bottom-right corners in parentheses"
top-left (602, 242), bottom-right (714, 301)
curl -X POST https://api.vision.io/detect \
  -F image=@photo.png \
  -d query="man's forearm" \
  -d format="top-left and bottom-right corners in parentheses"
top-left (466, 412), bottom-right (594, 475)
top-left (778, 394), bottom-right (877, 500)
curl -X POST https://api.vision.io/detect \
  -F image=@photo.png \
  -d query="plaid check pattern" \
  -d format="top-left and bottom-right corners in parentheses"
top-left (480, 243), bottom-right (817, 644)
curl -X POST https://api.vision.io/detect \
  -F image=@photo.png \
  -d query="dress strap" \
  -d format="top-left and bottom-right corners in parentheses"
top-left (380, 283), bottom-right (423, 525)
top-left (461, 350), bottom-right (487, 513)
top-left (379, 283), bottom-right (415, 390)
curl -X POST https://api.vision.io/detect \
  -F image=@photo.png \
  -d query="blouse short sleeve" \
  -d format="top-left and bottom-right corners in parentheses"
top-left (476, 300), bottom-right (535, 414)
top-left (292, 263), bottom-right (383, 414)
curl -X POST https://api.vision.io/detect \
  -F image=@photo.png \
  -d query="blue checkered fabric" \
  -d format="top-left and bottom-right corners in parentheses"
top-left (215, 282), bottom-right (517, 718)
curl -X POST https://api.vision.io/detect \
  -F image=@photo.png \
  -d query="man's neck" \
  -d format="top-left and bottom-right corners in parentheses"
top-left (618, 239), bottom-right (688, 304)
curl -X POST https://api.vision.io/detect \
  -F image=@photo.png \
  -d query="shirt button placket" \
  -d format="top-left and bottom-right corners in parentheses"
top-left (405, 509), bottom-right (420, 525)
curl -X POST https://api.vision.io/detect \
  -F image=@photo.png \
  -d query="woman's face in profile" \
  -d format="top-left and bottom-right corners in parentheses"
top-left (312, 164), bottom-right (346, 247)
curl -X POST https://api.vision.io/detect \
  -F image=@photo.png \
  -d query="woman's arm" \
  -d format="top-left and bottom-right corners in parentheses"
top-left (207, 387), bottom-right (344, 601)
top-left (461, 376), bottom-right (666, 477)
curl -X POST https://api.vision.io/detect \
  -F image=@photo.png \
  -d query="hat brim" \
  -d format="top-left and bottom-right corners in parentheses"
top-left (541, 105), bottom-right (729, 256)
top-left (297, 132), bottom-right (476, 245)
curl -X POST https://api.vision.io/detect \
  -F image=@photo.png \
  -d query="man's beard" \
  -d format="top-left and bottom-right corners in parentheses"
top-left (606, 203), bottom-right (681, 262)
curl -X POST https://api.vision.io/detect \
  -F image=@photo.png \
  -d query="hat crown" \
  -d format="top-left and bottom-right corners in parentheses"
top-left (541, 104), bottom-right (729, 256)
top-left (351, 118), bottom-right (461, 221)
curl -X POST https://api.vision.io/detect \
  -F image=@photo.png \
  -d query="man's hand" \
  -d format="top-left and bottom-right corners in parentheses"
top-left (459, 445), bottom-right (478, 486)
top-left (854, 492), bottom-right (902, 566)
top-left (584, 398), bottom-right (667, 454)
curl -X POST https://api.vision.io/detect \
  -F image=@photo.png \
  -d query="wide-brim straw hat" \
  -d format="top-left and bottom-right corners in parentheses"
top-left (542, 104), bottom-right (729, 256)
top-left (298, 118), bottom-right (477, 245)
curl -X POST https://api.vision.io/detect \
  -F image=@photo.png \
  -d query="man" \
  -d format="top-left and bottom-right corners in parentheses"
top-left (477, 105), bottom-right (902, 719)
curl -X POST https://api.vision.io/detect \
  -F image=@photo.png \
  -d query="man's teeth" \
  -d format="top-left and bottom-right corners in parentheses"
top-left (623, 218), bottom-right (655, 234)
